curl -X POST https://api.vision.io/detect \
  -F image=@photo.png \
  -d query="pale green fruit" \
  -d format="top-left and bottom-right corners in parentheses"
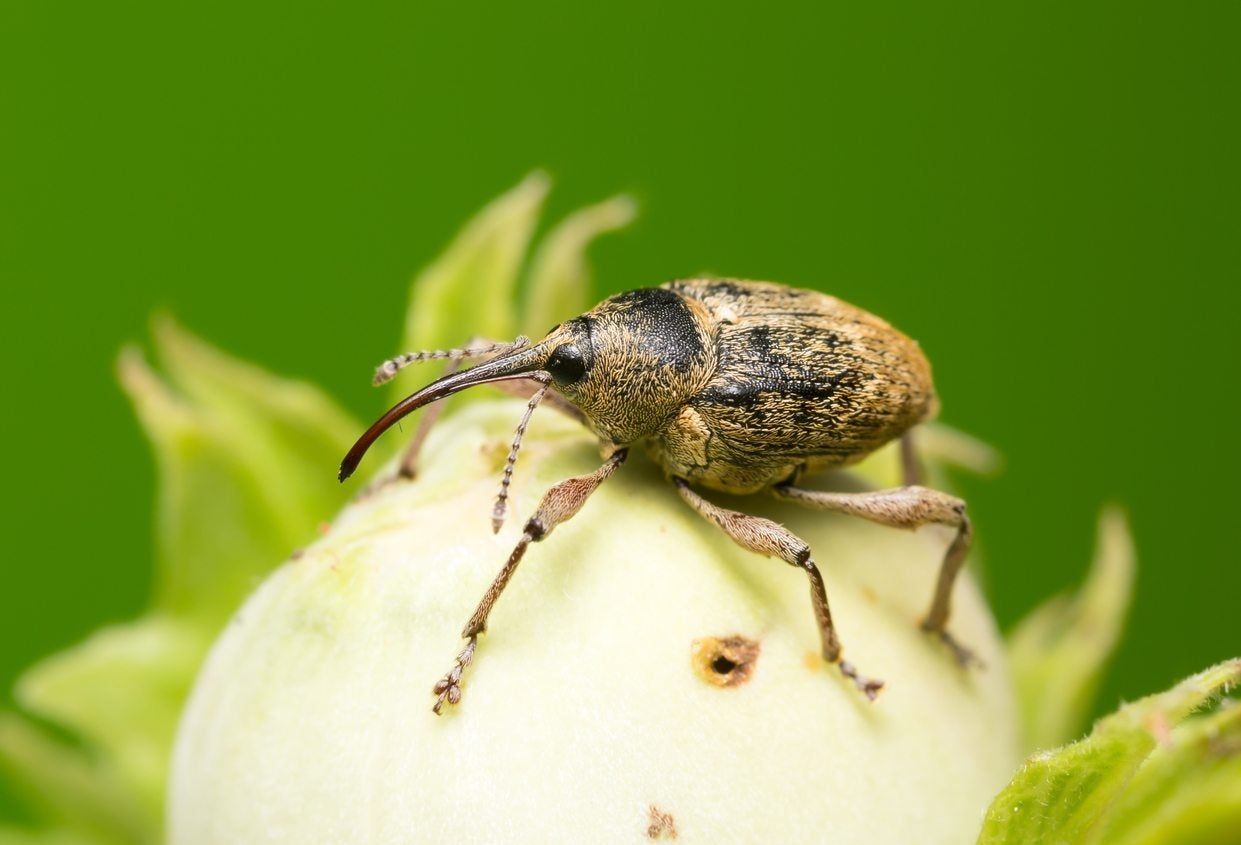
top-left (169, 399), bottom-right (1020, 845)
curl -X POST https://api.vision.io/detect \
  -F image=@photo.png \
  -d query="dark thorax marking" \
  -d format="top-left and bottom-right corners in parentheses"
top-left (604, 288), bottom-right (704, 373)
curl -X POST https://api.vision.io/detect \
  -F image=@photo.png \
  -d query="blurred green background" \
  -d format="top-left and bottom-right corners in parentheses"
top-left (1, 0), bottom-right (1236, 802)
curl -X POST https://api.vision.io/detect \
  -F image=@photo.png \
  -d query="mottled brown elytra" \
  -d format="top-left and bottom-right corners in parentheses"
top-left (339, 279), bottom-right (978, 713)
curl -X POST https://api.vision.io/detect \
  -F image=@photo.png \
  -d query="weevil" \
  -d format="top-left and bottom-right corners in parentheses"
top-left (339, 279), bottom-right (978, 713)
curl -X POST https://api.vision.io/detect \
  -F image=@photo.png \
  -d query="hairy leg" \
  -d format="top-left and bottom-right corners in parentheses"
top-left (771, 482), bottom-right (978, 667)
top-left (432, 448), bottom-right (629, 713)
top-left (673, 478), bottom-right (883, 700)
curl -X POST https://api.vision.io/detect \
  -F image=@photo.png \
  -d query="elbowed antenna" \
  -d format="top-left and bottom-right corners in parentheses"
top-left (338, 342), bottom-right (551, 482)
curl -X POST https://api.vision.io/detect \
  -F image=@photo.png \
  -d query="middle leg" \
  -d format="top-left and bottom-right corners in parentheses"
top-left (673, 478), bottom-right (883, 700)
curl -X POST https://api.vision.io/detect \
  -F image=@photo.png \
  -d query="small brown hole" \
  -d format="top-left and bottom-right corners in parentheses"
top-left (692, 635), bottom-right (760, 688)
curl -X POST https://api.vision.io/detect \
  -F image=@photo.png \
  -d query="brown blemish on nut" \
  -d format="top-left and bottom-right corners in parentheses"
top-left (803, 650), bottom-right (824, 671)
top-left (647, 804), bottom-right (678, 840)
top-left (691, 635), bottom-right (760, 687)
top-left (861, 584), bottom-right (879, 605)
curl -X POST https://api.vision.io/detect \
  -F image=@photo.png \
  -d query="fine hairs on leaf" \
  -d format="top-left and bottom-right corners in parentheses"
top-left (978, 659), bottom-right (1241, 845)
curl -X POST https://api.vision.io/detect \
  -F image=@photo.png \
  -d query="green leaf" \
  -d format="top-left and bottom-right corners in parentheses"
top-left (396, 171), bottom-right (549, 392)
top-left (1096, 699), bottom-right (1241, 845)
top-left (978, 659), bottom-right (1241, 845)
top-left (1007, 507), bottom-right (1135, 750)
top-left (520, 193), bottom-right (636, 335)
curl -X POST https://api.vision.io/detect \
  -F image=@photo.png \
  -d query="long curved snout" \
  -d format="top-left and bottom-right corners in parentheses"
top-left (338, 343), bottom-right (550, 482)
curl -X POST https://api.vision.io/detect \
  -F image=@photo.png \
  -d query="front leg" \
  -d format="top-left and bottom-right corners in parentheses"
top-left (432, 448), bottom-right (629, 714)
top-left (771, 483), bottom-right (979, 668)
top-left (673, 478), bottom-right (884, 700)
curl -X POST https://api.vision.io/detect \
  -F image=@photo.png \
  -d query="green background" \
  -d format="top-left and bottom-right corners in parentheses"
top-left (1, 0), bottom-right (1237, 804)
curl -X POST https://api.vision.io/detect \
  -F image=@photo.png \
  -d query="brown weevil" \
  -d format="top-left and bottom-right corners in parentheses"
top-left (339, 279), bottom-right (977, 713)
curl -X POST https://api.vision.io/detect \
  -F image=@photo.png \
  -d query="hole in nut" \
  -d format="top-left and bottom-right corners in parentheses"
top-left (692, 635), bottom-right (760, 687)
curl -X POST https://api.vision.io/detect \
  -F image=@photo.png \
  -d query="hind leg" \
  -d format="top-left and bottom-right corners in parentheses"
top-left (771, 483), bottom-right (979, 667)
top-left (673, 478), bottom-right (883, 700)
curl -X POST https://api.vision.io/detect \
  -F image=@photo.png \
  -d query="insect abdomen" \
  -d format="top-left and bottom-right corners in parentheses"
top-left (658, 279), bottom-right (936, 493)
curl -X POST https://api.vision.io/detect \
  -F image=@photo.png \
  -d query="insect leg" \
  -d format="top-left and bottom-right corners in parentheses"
top-left (672, 478), bottom-right (884, 700)
top-left (770, 483), bottom-right (979, 668)
top-left (899, 432), bottom-right (923, 487)
top-left (431, 447), bottom-right (629, 714)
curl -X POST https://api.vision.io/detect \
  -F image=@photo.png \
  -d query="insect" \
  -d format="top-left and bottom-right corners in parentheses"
top-left (339, 279), bottom-right (978, 713)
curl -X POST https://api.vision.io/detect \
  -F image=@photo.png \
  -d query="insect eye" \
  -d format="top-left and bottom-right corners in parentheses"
top-left (546, 344), bottom-right (587, 385)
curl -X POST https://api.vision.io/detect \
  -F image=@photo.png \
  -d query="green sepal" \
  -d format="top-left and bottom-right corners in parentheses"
top-left (0, 710), bottom-right (143, 845)
top-left (0, 828), bottom-right (100, 845)
top-left (120, 330), bottom-right (358, 624)
top-left (1093, 697), bottom-right (1241, 845)
top-left (851, 421), bottom-right (1002, 490)
top-left (0, 332), bottom-right (365, 842)
top-left (1007, 507), bottom-right (1135, 751)
top-left (393, 171), bottom-right (549, 405)
top-left (7, 618), bottom-right (205, 840)
top-left (977, 659), bottom-right (1241, 845)
top-left (520, 193), bottom-right (635, 336)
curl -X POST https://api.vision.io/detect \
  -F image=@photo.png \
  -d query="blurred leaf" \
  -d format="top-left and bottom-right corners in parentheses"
top-left (152, 316), bottom-right (358, 555)
top-left (118, 340), bottom-right (355, 624)
top-left (13, 618), bottom-right (205, 831)
top-left (395, 171), bottom-right (549, 401)
top-left (1, 336), bottom-right (364, 842)
top-left (978, 659), bottom-right (1241, 845)
top-left (916, 422), bottom-right (1003, 480)
top-left (1008, 507), bottom-right (1135, 750)
top-left (0, 828), bottom-right (98, 845)
top-left (520, 193), bottom-right (635, 335)
top-left (0, 713), bottom-right (141, 845)
top-left (851, 422), bottom-right (999, 491)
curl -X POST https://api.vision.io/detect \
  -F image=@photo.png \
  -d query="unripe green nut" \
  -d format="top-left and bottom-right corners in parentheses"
top-left (170, 399), bottom-right (1020, 844)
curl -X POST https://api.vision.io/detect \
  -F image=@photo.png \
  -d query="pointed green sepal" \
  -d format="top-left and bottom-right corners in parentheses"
top-left (0, 712), bottom-right (145, 845)
top-left (1092, 694), bottom-right (1241, 845)
top-left (1007, 507), bottom-right (1135, 750)
top-left (119, 335), bottom-right (357, 623)
top-left (11, 618), bottom-right (205, 834)
top-left (851, 421), bottom-right (1001, 490)
top-left (978, 659), bottom-right (1241, 845)
top-left (394, 171), bottom-right (549, 399)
